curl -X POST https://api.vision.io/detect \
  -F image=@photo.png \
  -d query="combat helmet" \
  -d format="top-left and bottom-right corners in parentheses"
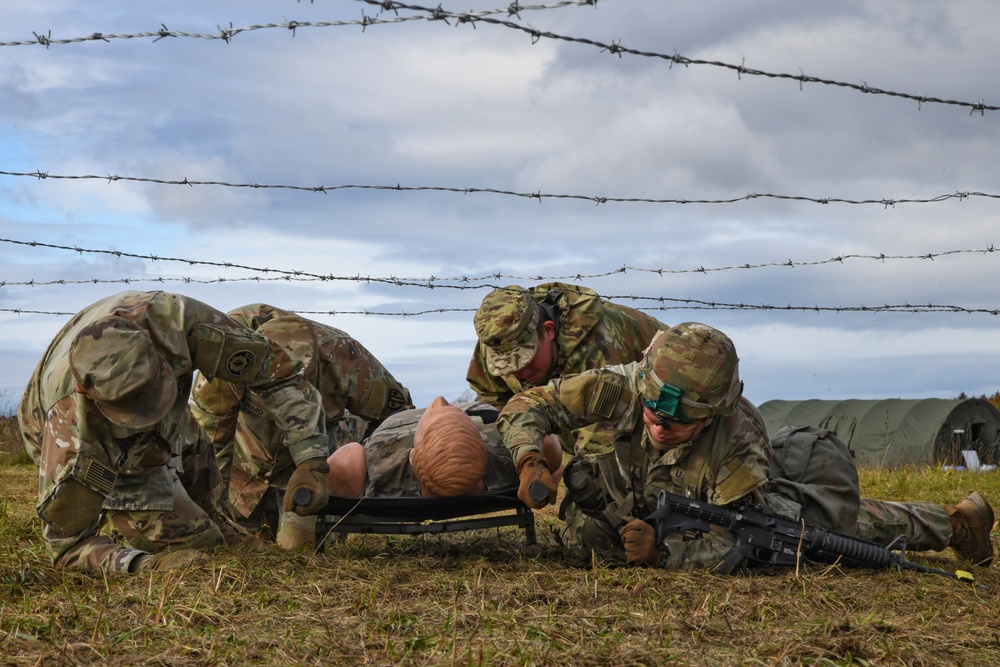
top-left (473, 286), bottom-right (543, 376)
top-left (69, 316), bottom-right (177, 429)
top-left (636, 322), bottom-right (743, 422)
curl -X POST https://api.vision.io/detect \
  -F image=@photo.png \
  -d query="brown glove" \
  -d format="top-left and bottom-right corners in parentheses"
top-left (284, 456), bottom-right (331, 515)
top-left (130, 549), bottom-right (211, 573)
top-left (619, 519), bottom-right (660, 566)
top-left (517, 451), bottom-right (557, 509)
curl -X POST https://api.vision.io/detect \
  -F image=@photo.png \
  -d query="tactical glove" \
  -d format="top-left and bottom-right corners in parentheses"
top-left (284, 456), bottom-right (331, 515)
top-left (516, 451), bottom-right (557, 509)
top-left (130, 549), bottom-right (211, 573)
top-left (619, 519), bottom-right (660, 566)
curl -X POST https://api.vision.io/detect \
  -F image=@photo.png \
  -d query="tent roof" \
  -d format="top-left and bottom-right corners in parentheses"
top-left (758, 398), bottom-right (1000, 467)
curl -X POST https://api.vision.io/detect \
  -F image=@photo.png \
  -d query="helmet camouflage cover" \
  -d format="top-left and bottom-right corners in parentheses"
top-left (637, 322), bottom-right (743, 421)
top-left (69, 316), bottom-right (177, 429)
top-left (473, 286), bottom-right (542, 376)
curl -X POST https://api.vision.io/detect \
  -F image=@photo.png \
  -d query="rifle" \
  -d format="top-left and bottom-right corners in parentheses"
top-left (647, 490), bottom-right (974, 584)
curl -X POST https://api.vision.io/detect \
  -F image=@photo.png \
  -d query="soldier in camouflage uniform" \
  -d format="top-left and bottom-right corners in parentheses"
top-left (499, 322), bottom-right (995, 570)
top-left (467, 283), bottom-right (665, 541)
top-left (18, 291), bottom-right (329, 574)
top-left (189, 303), bottom-right (413, 549)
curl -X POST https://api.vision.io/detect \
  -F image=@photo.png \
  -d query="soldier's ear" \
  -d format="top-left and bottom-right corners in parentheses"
top-left (540, 320), bottom-right (557, 341)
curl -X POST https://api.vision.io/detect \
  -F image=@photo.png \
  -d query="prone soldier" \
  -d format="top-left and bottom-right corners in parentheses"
top-left (498, 322), bottom-right (995, 570)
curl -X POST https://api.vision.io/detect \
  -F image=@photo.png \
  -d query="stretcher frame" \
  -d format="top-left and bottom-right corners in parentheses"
top-left (313, 486), bottom-right (537, 546)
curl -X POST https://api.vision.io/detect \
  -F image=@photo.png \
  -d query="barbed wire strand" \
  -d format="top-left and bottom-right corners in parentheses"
top-left (1, 170), bottom-right (996, 209)
top-left (0, 2), bottom-right (592, 47)
top-left (360, 0), bottom-right (996, 115)
top-left (2, 241), bottom-right (1000, 316)
top-left (0, 0), bottom-right (992, 114)
top-left (2, 237), bottom-right (998, 286)
top-left (5, 300), bottom-right (1000, 319)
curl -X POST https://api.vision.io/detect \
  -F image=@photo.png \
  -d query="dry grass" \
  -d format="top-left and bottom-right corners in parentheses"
top-left (2, 415), bottom-right (999, 666)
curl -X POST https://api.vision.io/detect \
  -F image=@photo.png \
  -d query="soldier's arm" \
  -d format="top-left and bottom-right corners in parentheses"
top-left (498, 367), bottom-right (633, 466)
top-left (656, 525), bottom-right (740, 570)
top-left (204, 322), bottom-right (332, 466)
top-left (253, 376), bottom-right (330, 465)
top-left (324, 337), bottom-right (413, 435)
top-left (188, 373), bottom-right (243, 487)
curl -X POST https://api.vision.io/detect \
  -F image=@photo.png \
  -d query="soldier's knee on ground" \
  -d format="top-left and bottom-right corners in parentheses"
top-left (37, 478), bottom-right (105, 537)
top-left (185, 521), bottom-right (226, 551)
top-left (106, 509), bottom-right (225, 553)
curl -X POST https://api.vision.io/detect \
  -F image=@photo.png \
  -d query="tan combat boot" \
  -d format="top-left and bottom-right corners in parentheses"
top-left (945, 492), bottom-right (995, 567)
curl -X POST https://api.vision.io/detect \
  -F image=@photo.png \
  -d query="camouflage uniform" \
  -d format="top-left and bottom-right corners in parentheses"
top-left (18, 291), bottom-right (326, 573)
top-left (364, 402), bottom-right (517, 497)
top-left (499, 361), bottom-right (957, 570)
top-left (189, 304), bottom-right (413, 538)
top-left (468, 283), bottom-right (664, 456)
top-left (469, 283), bottom-right (665, 544)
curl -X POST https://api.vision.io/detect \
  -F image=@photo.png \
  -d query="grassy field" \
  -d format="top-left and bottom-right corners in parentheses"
top-left (2, 416), bottom-right (999, 666)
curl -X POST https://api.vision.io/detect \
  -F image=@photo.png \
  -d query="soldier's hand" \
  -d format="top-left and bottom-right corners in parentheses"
top-left (619, 519), bottom-right (660, 566)
top-left (516, 451), bottom-right (557, 509)
top-left (284, 456), bottom-right (330, 515)
top-left (130, 549), bottom-right (211, 573)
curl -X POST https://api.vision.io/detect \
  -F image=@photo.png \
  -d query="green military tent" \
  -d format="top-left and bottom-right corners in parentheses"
top-left (757, 398), bottom-right (1000, 468)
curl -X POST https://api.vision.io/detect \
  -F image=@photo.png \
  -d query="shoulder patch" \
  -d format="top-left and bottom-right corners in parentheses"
top-left (81, 457), bottom-right (117, 495)
top-left (590, 379), bottom-right (623, 420)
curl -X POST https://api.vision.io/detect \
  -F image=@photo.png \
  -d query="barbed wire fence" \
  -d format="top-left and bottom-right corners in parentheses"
top-left (1, 2), bottom-right (998, 322)
top-left (0, 0), bottom-right (994, 114)
top-left (2, 237), bottom-right (1000, 317)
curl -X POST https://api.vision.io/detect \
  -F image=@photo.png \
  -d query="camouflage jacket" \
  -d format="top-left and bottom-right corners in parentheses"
top-left (364, 402), bottom-right (517, 497)
top-left (467, 282), bottom-right (665, 454)
top-left (497, 362), bottom-right (771, 570)
top-left (18, 291), bottom-right (327, 572)
top-left (189, 304), bottom-right (414, 516)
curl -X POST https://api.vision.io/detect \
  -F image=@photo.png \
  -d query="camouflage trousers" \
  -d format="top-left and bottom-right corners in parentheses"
top-left (55, 423), bottom-right (225, 573)
top-left (57, 472), bottom-right (224, 573)
top-left (100, 476), bottom-right (224, 557)
top-left (854, 498), bottom-right (950, 551)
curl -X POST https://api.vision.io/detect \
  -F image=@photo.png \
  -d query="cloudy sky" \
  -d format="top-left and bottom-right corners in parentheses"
top-left (2, 1), bottom-right (999, 414)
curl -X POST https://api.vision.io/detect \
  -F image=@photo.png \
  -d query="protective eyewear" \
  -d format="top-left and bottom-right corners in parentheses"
top-left (639, 378), bottom-right (691, 424)
top-left (642, 404), bottom-right (693, 429)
